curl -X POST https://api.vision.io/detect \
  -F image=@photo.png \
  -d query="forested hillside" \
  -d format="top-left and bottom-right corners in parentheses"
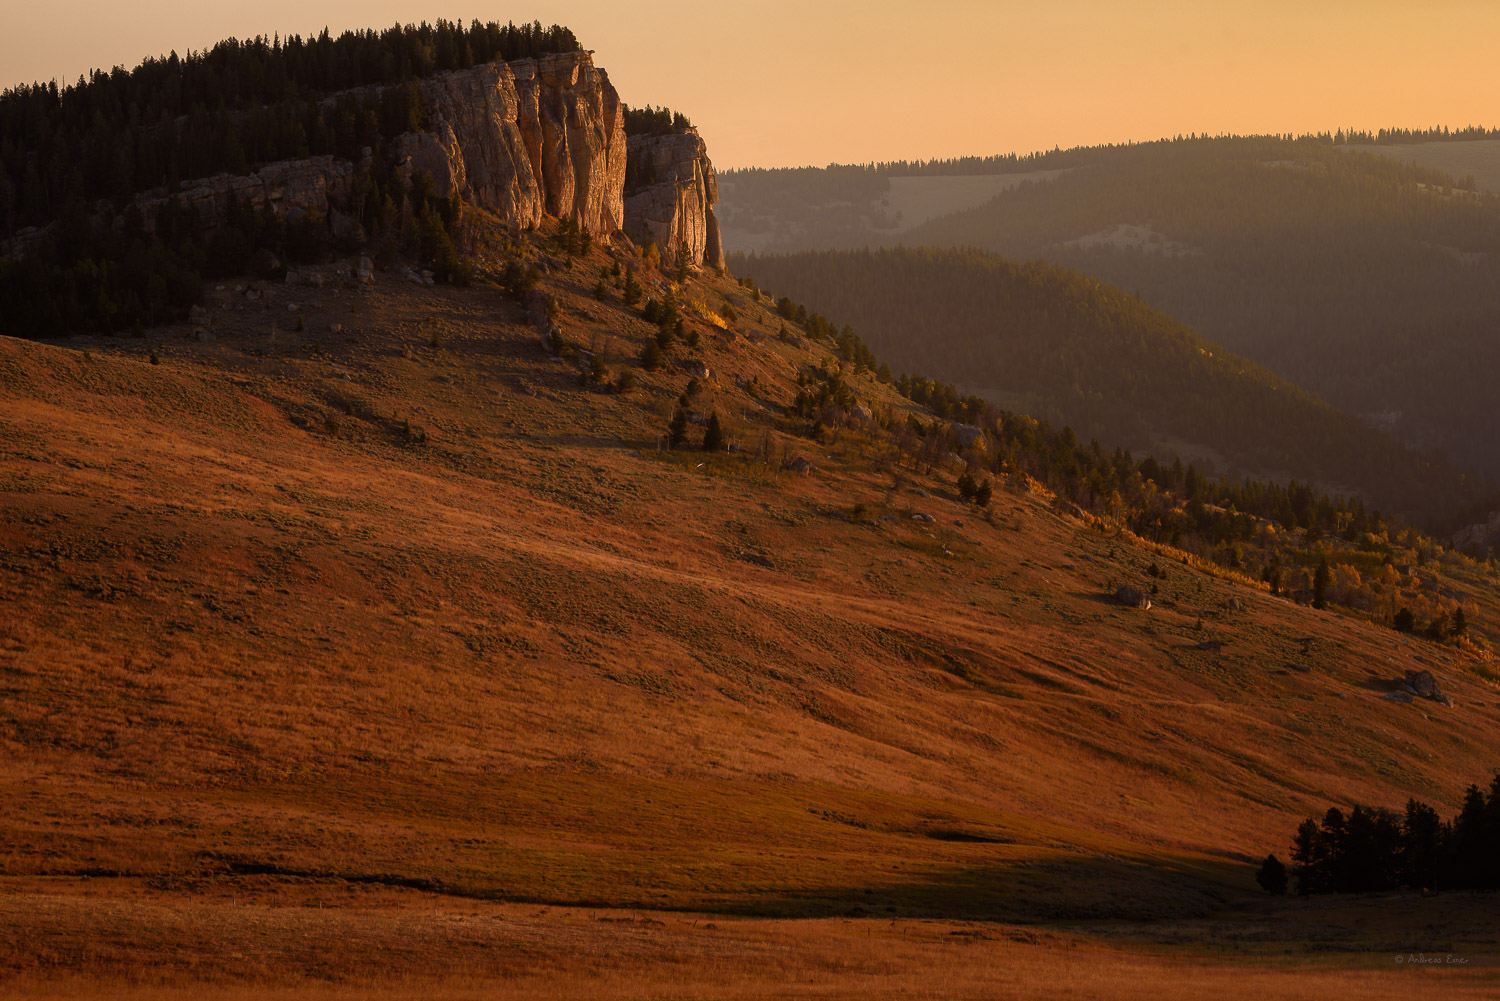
top-left (0, 20), bottom-right (581, 339)
top-left (729, 246), bottom-right (1492, 526)
top-left (719, 135), bottom-right (1500, 480)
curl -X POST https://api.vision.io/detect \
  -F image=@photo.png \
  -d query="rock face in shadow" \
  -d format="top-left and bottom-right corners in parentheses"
top-left (623, 129), bottom-right (724, 269)
top-left (133, 157), bottom-right (358, 235)
top-left (402, 52), bottom-right (627, 237)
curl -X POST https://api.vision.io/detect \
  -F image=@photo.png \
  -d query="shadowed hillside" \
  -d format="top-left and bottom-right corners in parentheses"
top-left (729, 246), bottom-right (1492, 527)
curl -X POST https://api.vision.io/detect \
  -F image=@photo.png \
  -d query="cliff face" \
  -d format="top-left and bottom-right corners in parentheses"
top-left (623, 129), bottom-right (724, 270)
top-left (399, 52), bottom-right (627, 237)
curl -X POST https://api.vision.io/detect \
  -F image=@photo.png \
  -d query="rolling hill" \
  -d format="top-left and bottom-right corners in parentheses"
top-left (3, 217), bottom-right (1500, 997)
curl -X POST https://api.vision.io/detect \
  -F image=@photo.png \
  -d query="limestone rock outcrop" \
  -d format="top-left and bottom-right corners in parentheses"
top-left (624, 129), bottom-right (724, 269)
top-left (117, 52), bottom-right (627, 246)
top-left (401, 52), bottom-right (627, 237)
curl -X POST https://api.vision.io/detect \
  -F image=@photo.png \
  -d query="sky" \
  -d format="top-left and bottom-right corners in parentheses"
top-left (2, 0), bottom-right (1497, 168)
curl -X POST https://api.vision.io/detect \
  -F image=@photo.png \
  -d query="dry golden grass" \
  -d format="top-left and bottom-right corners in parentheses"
top-left (2, 228), bottom-right (1499, 995)
top-left (2, 879), bottom-right (1496, 1000)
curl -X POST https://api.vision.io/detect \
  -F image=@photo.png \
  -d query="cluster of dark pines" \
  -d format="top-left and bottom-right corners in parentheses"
top-left (622, 105), bottom-right (692, 138)
top-left (1256, 774), bottom-right (1500, 895)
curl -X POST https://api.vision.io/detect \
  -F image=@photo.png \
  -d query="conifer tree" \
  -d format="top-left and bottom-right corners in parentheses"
top-left (1255, 854), bottom-right (1288, 895)
top-left (703, 411), bottom-right (724, 452)
top-left (1312, 558), bottom-right (1331, 609)
top-left (667, 406), bottom-right (689, 449)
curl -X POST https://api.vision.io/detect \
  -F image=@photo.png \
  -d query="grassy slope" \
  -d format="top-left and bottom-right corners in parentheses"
top-left (2, 226), bottom-right (1499, 995)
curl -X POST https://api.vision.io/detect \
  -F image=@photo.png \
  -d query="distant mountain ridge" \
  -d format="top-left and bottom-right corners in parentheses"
top-left (717, 135), bottom-right (1500, 486)
top-left (730, 245), bottom-right (1493, 525)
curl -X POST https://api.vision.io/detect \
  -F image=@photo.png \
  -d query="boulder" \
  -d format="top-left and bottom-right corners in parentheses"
top-left (356, 256), bottom-right (375, 285)
top-left (683, 358), bottom-right (713, 381)
top-left (1195, 640), bottom-right (1223, 652)
top-left (1115, 586), bottom-right (1151, 610)
top-left (1402, 669), bottom-right (1441, 700)
top-left (911, 512), bottom-right (935, 523)
top-left (850, 401), bottom-right (874, 423)
top-left (951, 423), bottom-right (985, 449)
top-left (784, 456), bottom-right (816, 475)
top-left (191, 328), bottom-right (214, 342)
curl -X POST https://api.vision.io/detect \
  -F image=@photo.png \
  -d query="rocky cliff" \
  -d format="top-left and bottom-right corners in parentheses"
top-left (623, 129), bottom-right (724, 270)
top-left (397, 52), bottom-right (627, 237)
top-left (3, 52), bottom-right (697, 259)
top-left (118, 53), bottom-right (624, 246)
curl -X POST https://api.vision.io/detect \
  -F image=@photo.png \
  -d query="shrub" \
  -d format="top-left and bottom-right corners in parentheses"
top-left (500, 260), bottom-right (538, 301)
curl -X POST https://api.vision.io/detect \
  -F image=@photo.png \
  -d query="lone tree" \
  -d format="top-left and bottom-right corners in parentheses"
top-left (703, 411), bottom-right (725, 452)
top-left (1255, 853), bottom-right (1288, 895)
top-left (667, 406), bottom-right (689, 449)
top-left (1394, 607), bottom-right (1415, 632)
top-left (1312, 558), bottom-right (1331, 609)
top-left (639, 340), bottom-right (663, 371)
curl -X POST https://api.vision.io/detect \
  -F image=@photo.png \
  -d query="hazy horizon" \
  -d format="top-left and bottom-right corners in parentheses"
top-left (3, 0), bottom-right (1498, 169)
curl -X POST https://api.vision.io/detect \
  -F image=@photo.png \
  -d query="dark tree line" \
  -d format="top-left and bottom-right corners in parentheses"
top-left (1257, 773), bottom-right (1500, 895)
top-left (623, 105), bottom-right (692, 138)
top-left (0, 20), bottom-right (579, 233)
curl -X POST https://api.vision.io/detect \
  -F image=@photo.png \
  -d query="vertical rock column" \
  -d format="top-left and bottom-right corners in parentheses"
top-left (623, 129), bottom-right (725, 270)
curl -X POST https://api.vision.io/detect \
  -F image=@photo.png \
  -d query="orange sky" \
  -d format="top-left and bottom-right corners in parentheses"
top-left (3, 1), bottom-right (1496, 168)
